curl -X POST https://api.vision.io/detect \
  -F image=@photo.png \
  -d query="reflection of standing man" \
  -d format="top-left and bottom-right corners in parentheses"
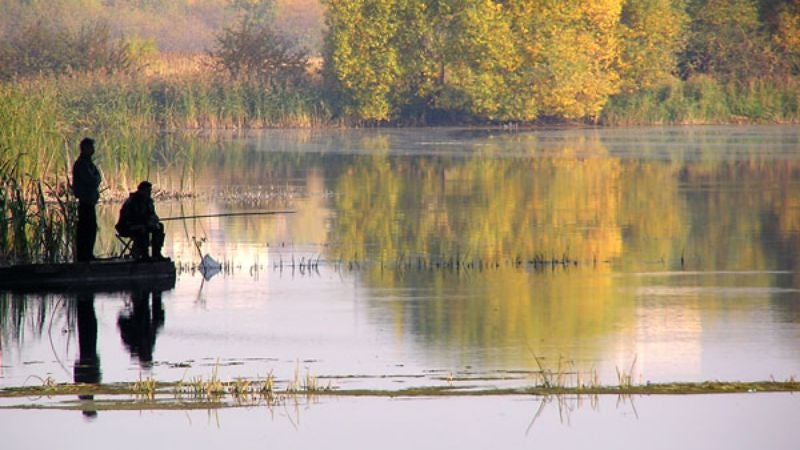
top-left (72, 138), bottom-right (102, 262)
top-left (74, 292), bottom-right (101, 419)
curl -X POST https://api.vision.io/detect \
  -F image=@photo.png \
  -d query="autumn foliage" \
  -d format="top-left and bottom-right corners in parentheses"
top-left (1, 0), bottom-right (799, 124)
top-left (323, 0), bottom-right (800, 123)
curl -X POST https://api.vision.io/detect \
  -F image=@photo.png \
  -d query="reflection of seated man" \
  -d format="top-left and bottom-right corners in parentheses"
top-left (115, 181), bottom-right (166, 261)
top-left (118, 289), bottom-right (165, 367)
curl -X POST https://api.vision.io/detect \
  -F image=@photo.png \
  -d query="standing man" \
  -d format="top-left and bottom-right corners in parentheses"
top-left (72, 137), bottom-right (101, 262)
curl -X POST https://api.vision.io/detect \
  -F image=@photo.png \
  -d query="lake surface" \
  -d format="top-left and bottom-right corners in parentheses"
top-left (2, 126), bottom-right (800, 446)
top-left (2, 394), bottom-right (799, 450)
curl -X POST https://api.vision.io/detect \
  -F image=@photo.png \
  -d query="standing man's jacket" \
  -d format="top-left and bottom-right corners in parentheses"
top-left (72, 154), bottom-right (101, 204)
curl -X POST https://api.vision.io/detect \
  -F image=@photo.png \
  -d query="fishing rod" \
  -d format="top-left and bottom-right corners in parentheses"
top-left (159, 211), bottom-right (295, 221)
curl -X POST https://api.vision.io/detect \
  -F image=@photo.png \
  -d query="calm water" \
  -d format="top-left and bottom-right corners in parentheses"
top-left (2, 126), bottom-right (800, 446)
top-left (2, 394), bottom-right (799, 449)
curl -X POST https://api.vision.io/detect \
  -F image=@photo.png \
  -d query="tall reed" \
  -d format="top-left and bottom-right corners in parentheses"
top-left (1, 70), bottom-right (330, 187)
top-left (0, 155), bottom-right (76, 264)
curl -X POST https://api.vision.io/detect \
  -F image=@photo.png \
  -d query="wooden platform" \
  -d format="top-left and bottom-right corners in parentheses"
top-left (0, 258), bottom-right (176, 292)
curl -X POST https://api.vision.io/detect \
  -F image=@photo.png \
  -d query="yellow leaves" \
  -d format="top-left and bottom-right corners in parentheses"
top-left (774, 4), bottom-right (800, 53)
top-left (518, 1), bottom-right (622, 118)
top-left (326, 0), bottom-right (691, 121)
top-left (581, 0), bottom-right (623, 27)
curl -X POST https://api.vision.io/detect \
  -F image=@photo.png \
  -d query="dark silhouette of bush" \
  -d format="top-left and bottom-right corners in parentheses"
top-left (0, 20), bottom-right (132, 81)
top-left (208, 0), bottom-right (309, 89)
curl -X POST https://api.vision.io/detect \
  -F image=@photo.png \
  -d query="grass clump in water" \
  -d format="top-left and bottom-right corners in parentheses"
top-left (1, 375), bottom-right (799, 411)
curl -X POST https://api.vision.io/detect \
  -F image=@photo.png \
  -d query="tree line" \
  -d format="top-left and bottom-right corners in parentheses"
top-left (324, 0), bottom-right (800, 123)
top-left (1, 0), bottom-right (798, 125)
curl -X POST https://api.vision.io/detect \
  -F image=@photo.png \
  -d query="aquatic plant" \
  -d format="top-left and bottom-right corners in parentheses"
top-left (616, 356), bottom-right (638, 389)
top-left (132, 374), bottom-right (157, 400)
top-left (162, 365), bottom-right (331, 406)
top-left (0, 155), bottom-right (76, 263)
top-left (529, 351), bottom-right (576, 390)
top-left (2, 375), bottom-right (799, 413)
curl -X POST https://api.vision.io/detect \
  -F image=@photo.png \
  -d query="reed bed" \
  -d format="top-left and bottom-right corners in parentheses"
top-left (2, 70), bottom-right (330, 135)
top-left (0, 154), bottom-right (75, 264)
top-left (1, 71), bottom-right (329, 196)
top-left (600, 76), bottom-right (800, 126)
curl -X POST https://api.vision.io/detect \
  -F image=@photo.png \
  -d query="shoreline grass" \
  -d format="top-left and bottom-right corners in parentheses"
top-left (600, 76), bottom-right (800, 126)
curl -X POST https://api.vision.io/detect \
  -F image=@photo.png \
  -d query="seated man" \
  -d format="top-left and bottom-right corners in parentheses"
top-left (115, 181), bottom-right (166, 261)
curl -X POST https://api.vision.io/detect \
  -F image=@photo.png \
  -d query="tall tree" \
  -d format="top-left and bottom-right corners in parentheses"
top-left (323, 0), bottom-right (667, 122)
top-left (323, 0), bottom-right (401, 121)
top-left (389, 0), bottom-right (448, 120)
top-left (445, 0), bottom-right (529, 121)
top-left (617, 0), bottom-right (688, 92)
top-left (513, 0), bottom-right (624, 120)
top-left (682, 0), bottom-right (778, 80)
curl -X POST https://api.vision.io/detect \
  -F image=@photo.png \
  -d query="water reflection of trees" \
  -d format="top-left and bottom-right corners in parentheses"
top-left (327, 143), bottom-right (800, 271)
top-left (321, 138), bottom-right (800, 365)
top-left (50, 128), bottom-right (800, 266)
top-left (4, 129), bottom-right (800, 381)
top-left (37, 129), bottom-right (800, 364)
top-left (101, 128), bottom-right (800, 276)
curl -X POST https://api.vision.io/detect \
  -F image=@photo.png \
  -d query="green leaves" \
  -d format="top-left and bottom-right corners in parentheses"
top-left (324, 0), bottom-right (400, 121)
top-left (322, 0), bottom-right (799, 123)
top-left (618, 0), bottom-right (688, 92)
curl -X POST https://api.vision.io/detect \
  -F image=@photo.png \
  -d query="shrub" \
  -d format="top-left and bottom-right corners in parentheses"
top-left (0, 20), bottom-right (132, 81)
top-left (208, 0), bottom-right (309, 89)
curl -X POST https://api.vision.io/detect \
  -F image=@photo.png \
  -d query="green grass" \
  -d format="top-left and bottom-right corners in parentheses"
top-left (601, 76), bottom-right (800, 126)
top-left (0, 71), bottom-right (330, 191)
top-left (0, 153), bottom-right (75, 263)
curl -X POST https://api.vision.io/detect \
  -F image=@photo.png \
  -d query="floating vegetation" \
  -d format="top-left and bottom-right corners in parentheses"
top-left (330, 253), bottom-right (581, 274)
top-left (170, 250), bottom-right (586, 283)
top-left (616, 356), bottom-right (638, 389)
top-left (168, 248), bottom-right (590, 284)
top-left (132, 374), bottom-right (158, 400)
top-left (2, 375), bottom-right (798, 412)
top-left (273, 254), bottom-right (323, 275)
top-left (2, 354), bottom-right (798, 410)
